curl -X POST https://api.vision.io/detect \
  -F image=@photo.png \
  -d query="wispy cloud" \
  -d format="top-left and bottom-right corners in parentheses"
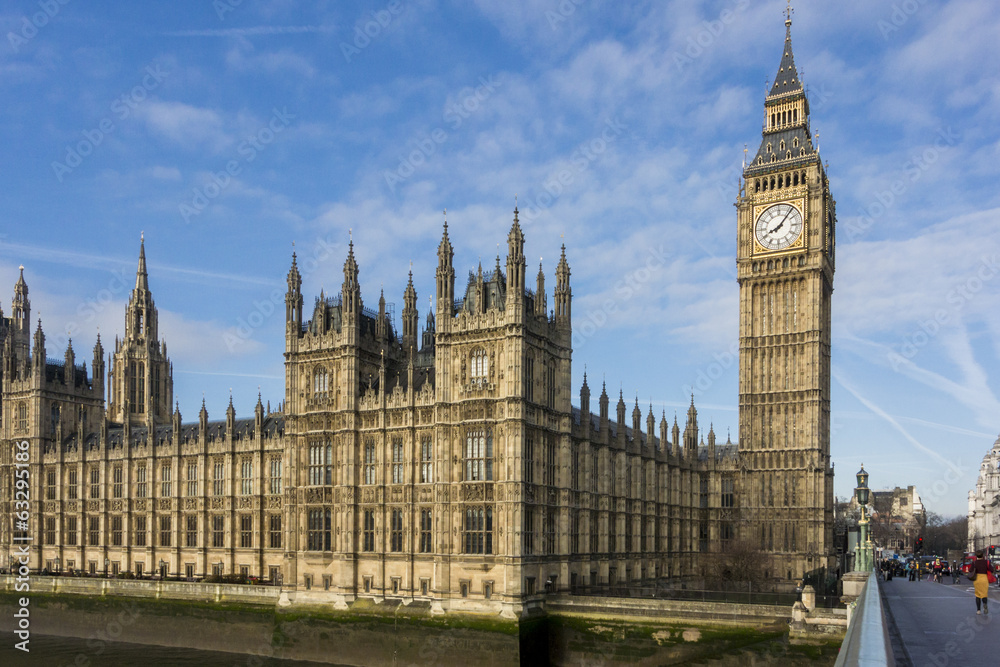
top-left (164, 25), bottom-right (336, 37)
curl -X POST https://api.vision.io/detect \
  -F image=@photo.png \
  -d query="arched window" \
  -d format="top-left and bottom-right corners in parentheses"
top-left (313, 367), bottom-right (328, 397)
top-left (471, 349), bottom-right (488, 384)
top-left (464, 429), bottom-right (493, 481)
top-left (16, 401), bottom-right (28, 433)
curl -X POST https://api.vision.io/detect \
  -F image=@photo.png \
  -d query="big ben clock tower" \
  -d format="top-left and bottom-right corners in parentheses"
top-left (736, 6), bottom-right (836, 583)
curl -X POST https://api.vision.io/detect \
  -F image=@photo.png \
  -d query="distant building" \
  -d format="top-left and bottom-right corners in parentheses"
top-left (863, 486), bottom-right (925, 554)
top-left (967, 435), bottom-right (1000, 553)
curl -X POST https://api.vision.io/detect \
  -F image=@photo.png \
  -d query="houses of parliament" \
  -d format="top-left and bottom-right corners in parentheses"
top-left (0, 14), bottom-right (836, 615)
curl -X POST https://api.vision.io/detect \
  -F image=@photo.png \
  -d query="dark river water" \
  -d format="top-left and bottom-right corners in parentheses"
top-left (0, 635), bottom-right (343, 667)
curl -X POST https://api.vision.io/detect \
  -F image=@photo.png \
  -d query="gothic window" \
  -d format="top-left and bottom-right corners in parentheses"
top-left (187, 462), bottom-right (198, 496)
top-left (269, 514), bottom-right (282, 549)
top-left (67, 469), bottom-right (78, 500)
top-left (766, 142), bottom-right (772, 153)
top-left (471, 349), bottom-right (488, 383)
top-left (590, 511), bottom-right (599, 553)
top-left (212, 515), bottom-right (224, 547)
top-left (160, 516), bottom-right (172, 547)
top-left (419, 509), bottom-right (433, 553)
top-left (269, 458), bottom-right (282, 494)
top-left (419, 436), bottom-right (433, 484)
top-left (624, 512), bottom-right (633, 553)
top-left (591, 451), bottom-right (598, 493)
top-left (112, 466), bottom-right (123, 499)
top-left (307, 509), bottom-right (331, 551)
top-left (524, 435), bottom-right (534, 484)
top-left (699, 474), bottom-right (709, 508)
top-left (721, 476), bottom-right (735, 508)
top-left (464, 429), bottom-right (493, 481)
top-left (571, 446), bottom-right (580, 490)
top-left (88, 516), bottom-right (100, 546)
top-left (66, 517), bottom-right (77, 546)
top-left (363, 440), bottom-right (377, 485)
top-left (544, 508), bottom-right (556, 555)
top-left (523, 509), bottom-right (534, 555)
top-left (186, 515), bottom-right (198, 547)
top-left (779, 140), bottom-right (786, 152)
top-left (610, 455), bottom-right (617, 496)
top-left (313, 367), bottom-right (328, 397)
top-left (362, 510), bottom-right (375, 551)
top-left (464, 506), bottom-right (493, 554)
top-left (50, 405), bottom-right (59, 434)
top-left (546, 361), bottom-right (556, 408)
top-left (699, 522), bottom-right (709, 553)
top-left (543, 435), bottom-right (556, 487)
top-left (16, 402), bottom-right (27, 433)
top-left (136, 517), bottom-right (147, 546)
top-left (240, 515), bottom-right (253, 548)
top-left (391, 438), bottom-right (404, 484)
top-left (44, 517), bottom-right (56, 545)
top-left (240, 460), bottom-right (252, 495)
top-left (310, 441), bottom-right (333, 485)
top-left (390, 509), bottom-right (403, 552)
top-left (46, 468), bottom-right (56, 500)
top-left (571, 511), bottom-right (580, 555)
top-left (608, 512), bottom-right (617, 553)
top-left (161, 464), bottom-right (172, 497)
top-left (136, 465), bottom-right (147, 498)
top-left (525, 356), bottom-right (534, 402)
top-left (793, 137), bottom-right (799, 148)
top-left (213, 461), bottom-right (225, 496)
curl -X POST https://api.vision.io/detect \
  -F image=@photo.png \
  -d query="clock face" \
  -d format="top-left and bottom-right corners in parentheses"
top-left (755, 203), bottom-right (803, 251)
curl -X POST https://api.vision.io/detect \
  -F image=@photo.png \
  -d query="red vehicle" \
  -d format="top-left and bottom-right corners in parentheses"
top-left (961, 552), bottom-right (977, 574)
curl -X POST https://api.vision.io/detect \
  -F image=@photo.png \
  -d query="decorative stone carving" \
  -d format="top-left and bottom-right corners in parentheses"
top-left (111, 499), bottom-right (123, 512)
top-left (184, 498), bottom-right (197, 510)
top-left (159, 498), bottom-right (171, 511)
top-left (211, 497), bottom-right (224, 510)
top-left (267, 495), bottom-right (282, 509)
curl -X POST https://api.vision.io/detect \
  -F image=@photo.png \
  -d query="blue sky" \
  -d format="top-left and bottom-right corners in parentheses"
top-left (1, 0), bottom-right (998, 518)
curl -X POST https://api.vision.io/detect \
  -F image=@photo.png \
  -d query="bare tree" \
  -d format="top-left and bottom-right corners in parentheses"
top-left (718, 539), bottom-right (770, 589)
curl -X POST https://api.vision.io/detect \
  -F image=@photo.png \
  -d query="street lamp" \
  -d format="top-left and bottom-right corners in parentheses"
top-left (105, 557), bottom-right (110, 578)
top-left (854, 465), bottom-right (872, 572)
top-left (159, 559), bottom-right (166, 580)
top-left (54, 557), bottom-right (60, 575)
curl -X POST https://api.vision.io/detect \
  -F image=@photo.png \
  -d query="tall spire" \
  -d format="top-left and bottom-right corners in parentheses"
top-left (769, 3), bottom-right (802, 98)
top-left (136, 232), bottom-right (149, 291)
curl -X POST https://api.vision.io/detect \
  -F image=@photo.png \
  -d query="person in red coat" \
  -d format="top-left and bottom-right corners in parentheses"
top-left (972, 550), bottom-right (993, 614)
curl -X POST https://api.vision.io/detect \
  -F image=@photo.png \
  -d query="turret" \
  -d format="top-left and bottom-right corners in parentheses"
top-left (64, 338), bottom-right (75, 386)
top-left (631, 397), bottom-right (641, 440)
top-left (12, 265), bottom-right (29, 336)
top-left (285, 252), bottom-right (303, 333)
top-left (376, 289), bottom-right (387, 340)
top-left (554, 244), bottom-right (571, 327)
top-left (535, 261), bottom-right (546, 317)
top-left (436, 221), bottom-right (455, 322)
top-left (342, 238), bottom-right (361, 320)
top-left (684, 395), bottom-right (698, 458)
top-left (506, 208), bottom-right (525, 301)
top-left (646, 405), bottom-right (656, 449)
top-left (579, 372), bottom-right (591, 432)
top-left (708, 423), bottom-right (717, 460)
top-left (255, 392), bottom-right (264, 431)
top-left (598, 381), bottom-right (609, 436)
top-left (421, 296), bottom-right (435, 352)
top-left (672, 415), bottom-right (681, 457)
top-left (616, 390), bottom-right (626, 429)
top-left (659, 411), bottom-right (669, 454)
top-left (199, 397), bottom-right (208, 433)
top-left (402, 270), bottom-right (418, 352)
top-left (32, 319), bottom-right (45, 372)
top-left (225, 393), bottom-right (236, 435)
top-left (92, 334), bottom-right (105, 400)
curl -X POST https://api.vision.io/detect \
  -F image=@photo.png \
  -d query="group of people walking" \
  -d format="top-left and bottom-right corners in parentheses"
top-left (880, 550), bottom-right (996, 615)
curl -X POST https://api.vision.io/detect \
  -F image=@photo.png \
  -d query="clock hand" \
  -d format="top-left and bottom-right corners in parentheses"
top-left (769, 207), bottom-right (793, 234)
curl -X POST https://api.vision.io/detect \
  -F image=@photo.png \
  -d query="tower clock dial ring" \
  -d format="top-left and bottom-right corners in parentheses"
top-left (755, 203), bottom-right (803, 251)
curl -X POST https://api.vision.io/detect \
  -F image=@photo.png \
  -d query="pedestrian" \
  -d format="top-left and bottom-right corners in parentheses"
top-left (971, 550), bottom-right (993, 615)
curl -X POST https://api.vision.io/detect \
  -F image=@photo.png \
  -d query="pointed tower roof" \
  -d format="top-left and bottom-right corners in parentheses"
top-left (14, 265), bottom-right (27, 293)
top-left (769, 7), bottom-right (803, 99)
top-left (136, 233), bottom-right (149, 291)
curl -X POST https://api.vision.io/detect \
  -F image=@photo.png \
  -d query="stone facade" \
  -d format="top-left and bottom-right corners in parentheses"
top-left (967, 435), bottom-right (1000, 553)
top-left (0, 15), bottom-right (836, 613)
top-left (734, 13), bottom-right (837, 579)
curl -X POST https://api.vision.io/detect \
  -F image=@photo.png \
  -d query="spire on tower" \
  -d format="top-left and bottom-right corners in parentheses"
top-left (136, 234), bottom-right (149, 291)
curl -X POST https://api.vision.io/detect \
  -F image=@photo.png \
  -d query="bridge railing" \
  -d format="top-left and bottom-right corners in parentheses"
top-left (834, 570), bottom-right (895, 667)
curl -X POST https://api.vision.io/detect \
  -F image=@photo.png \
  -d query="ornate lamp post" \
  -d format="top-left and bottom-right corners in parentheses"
top-left (855, 465), bottom-right (872, 572)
